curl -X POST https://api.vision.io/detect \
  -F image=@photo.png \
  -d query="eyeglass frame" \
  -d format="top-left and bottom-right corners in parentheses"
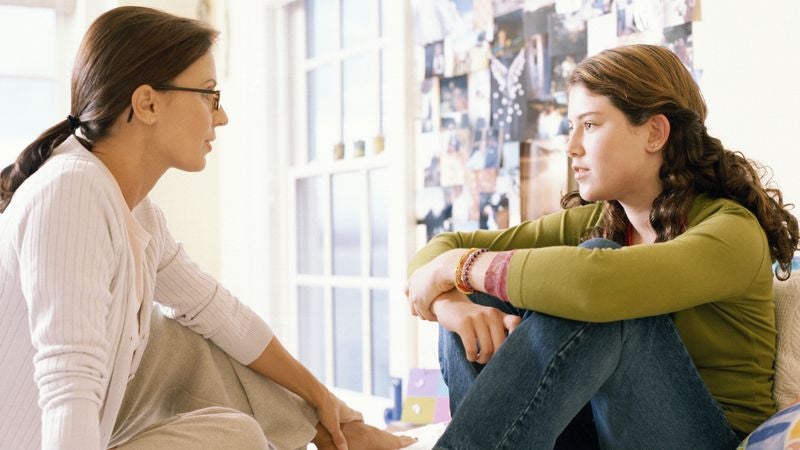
top-left (126, 84), bottom-right (221, 122)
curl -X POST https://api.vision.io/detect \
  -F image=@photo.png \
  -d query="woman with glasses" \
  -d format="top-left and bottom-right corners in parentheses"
top-left (0, 6), bottom-right (413, 450)
top-left (405, 44), bottom-right (798, 448)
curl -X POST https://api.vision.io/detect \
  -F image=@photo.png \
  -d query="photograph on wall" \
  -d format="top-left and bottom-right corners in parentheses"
top-left (663, 0), bottom-right (701, 27)
top-left (492, 0), bottom-right (523, 17)
top-left (440, 75), bottom-right (470, 129)
top-left (440, 127), bottom-right (471, 187)
top-left (415, 187), bottom-right (453, 241)
top-left (468, 69), bottom-right (491, 129)
top-left (449, 184), bottom-right (481, 231)
top-left (663, 21), bottom-right (693, 71)
top-left (446, 32), bottom-right (480, 77)
top-left (554, 0), bottom-right (613, 19)
top-left (419, 78), bottom-right (441, 134)
top-left (616, 0), bottom-right (663, 37)
top-left (547, 9), bottom-right (588, 96)
top-left (522, 3), bottom-right (555, 101)
top-left (418, 131), bottom-right (443, 187)
top-left (492, 9), bottom-right (525, 59)
top-left (425, 40), bottom-right (446, 78)
top-left (467, 127), bottom-right (501, 170)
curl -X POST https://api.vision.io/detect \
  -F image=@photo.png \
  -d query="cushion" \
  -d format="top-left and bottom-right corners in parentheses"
top-left (774, 266), bottom-right (800, 410)
top-left (737, 401), bottom-right (800, 449)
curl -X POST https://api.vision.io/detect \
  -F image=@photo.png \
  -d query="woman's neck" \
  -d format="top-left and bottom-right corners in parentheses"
top-left (91, 133), bottom-right (166, 210)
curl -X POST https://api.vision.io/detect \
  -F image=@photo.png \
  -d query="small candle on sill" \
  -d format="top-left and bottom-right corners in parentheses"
top-left (353, 140), bottom-right (365, 157)
top-left (333, 142), bottom-right (345, 160)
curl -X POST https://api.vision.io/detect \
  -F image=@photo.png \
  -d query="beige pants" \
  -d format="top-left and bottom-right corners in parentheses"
top-left (109, 309), bottom-right (318, 450)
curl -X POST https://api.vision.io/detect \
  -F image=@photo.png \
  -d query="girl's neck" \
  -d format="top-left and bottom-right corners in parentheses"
top-left (621, 202), bottom-right (657, 245)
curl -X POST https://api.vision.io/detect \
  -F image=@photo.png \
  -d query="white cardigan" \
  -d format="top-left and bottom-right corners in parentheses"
top-left (0, 136), bottom-right (274, 450)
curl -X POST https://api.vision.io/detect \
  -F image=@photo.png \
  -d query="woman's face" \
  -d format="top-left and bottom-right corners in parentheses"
top-left (566, 84), bottom-right (663, 206)
top-left (153, 51), bottom-right (228, 172)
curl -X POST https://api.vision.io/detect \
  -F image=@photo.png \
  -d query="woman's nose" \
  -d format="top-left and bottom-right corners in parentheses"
top-left (214, 106), bottom-right (229, 127)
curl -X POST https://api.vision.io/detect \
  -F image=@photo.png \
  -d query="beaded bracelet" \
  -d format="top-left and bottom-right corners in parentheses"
top-left (454, 248), bottom-right (488, 294)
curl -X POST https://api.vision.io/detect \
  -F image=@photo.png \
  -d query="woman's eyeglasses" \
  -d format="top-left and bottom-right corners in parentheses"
top-left (152, 85), bottom-right (221, 110)
top-left (126, 84), bottom-right (222, 123)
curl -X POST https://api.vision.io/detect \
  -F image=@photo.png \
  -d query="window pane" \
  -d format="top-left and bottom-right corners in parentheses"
top-left (307, 63), bottom-right (339, 162)
top-left (0, 78), bottom-right (58, 147)
top-left (306, 0), bottom-right (338, 58)
top-left (369, 168), bottom-right (388, 277)
top-left (343, 53), bottom-right (379, 154)
top-left (332, 172), bottom-right (361, 276)
top-left (333, 287), bottom-right (362, 391)
top-left (0, 6), bottom-right (56, 77)
top-left (296, 176), bottom-right (325, 274)
top-left (342, 0), bottom-right (379, 49)
top-left (370, 289), bottom-right (390, 397)
top-left (298, 286), bottom-right (326, 382)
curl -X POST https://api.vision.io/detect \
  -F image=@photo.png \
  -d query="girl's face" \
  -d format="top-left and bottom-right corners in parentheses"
top-left (153, 51), bottom-right (228, 172)
top-left (566, 84), bottom-right (663, 207)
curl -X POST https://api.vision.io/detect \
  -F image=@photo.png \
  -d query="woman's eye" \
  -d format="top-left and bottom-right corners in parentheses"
top-left (584, 122), bottom-right (595, 131)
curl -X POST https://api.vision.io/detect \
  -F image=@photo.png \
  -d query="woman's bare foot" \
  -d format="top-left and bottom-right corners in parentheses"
top-left (313, 421), bottom-right (417, 450)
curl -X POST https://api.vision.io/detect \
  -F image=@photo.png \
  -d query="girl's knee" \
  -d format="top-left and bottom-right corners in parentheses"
top-left (579, 238), bottom-right (622, 250)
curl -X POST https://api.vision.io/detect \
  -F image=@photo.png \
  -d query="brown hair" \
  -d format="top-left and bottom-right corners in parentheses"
top-left (0, 6), bottom-right (218, 212)
top-left (561, 44), bottom-right (799, 279)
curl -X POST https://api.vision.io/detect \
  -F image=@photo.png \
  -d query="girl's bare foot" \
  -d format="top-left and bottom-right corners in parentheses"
top-left (313, 421), bottom-right (417, 450)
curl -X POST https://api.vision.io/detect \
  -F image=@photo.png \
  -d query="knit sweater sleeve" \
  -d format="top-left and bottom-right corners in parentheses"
top-left (506, 199), bottom-right (770, 321)
top-left (407, 203), bottom-right (604, 276)
top-left (149, 202), bottom-right (273, 365)
top-left (16, 163), bottom-right (119, 450)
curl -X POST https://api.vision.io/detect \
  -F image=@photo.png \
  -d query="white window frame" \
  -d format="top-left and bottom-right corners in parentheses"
top-left (273, 0), bottom-right (419, 425)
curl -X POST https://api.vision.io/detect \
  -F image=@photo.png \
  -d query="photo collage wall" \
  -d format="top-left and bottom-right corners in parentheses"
top-left (413, 0), bottom-right (701, 242)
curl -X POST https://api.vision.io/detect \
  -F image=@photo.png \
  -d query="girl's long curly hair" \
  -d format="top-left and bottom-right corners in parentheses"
top-left (561, 44), bottom-right (798, 279)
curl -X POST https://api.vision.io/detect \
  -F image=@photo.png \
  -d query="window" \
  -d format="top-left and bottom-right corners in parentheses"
top-left (280, 0), bottom-right (414, 422)
top-left (0, 4), bottom-right (63, 168)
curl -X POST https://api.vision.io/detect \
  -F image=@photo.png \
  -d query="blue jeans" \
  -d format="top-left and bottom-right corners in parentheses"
top-left (436, 239), bottom-right (741, 449)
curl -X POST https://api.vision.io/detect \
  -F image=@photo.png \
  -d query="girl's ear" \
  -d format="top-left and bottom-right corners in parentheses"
top-left (130, 84), bottom-right (158, 125)
top-left (647, 114), bottom-right (670, 153)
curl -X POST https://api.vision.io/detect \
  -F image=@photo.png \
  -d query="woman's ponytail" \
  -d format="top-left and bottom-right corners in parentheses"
top-left (0, 119), bottom-right (74, 212)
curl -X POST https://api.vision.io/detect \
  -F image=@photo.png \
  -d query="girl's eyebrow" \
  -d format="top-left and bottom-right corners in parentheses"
top-left (569, 111), bottom-right (602, 121)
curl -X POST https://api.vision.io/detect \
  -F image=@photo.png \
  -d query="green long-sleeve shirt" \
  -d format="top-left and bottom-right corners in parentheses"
top-left (409, 195), bottom-right (776, 434)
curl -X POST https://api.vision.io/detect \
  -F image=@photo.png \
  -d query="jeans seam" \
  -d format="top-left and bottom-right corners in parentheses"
top-left (495, 321), bottom-right (592, 449)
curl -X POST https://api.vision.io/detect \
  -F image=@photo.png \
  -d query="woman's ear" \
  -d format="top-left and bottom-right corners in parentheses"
top-left (130, 85), bottom-right (158, 125)
top-left (647, 114), bottom-right (670, 152)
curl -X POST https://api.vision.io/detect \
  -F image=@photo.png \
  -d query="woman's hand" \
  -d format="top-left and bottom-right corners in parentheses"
top-left (433, 291), bottom-right (521, 364)
top-left (405, 249), bottom-right (467, 321)
top-left (312, 388), bottom-right (362, 450)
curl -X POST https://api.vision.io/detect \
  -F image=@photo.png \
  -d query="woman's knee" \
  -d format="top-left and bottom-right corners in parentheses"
top-left (191, 407), bottom-right (269, 448)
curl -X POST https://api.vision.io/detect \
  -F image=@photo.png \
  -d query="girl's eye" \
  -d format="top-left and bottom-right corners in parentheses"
top-left (584, 122), bottom-right (595, 131)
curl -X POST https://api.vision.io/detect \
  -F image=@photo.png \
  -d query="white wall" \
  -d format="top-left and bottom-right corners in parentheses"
top-left (695, 0), bottom-right (800, 207)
